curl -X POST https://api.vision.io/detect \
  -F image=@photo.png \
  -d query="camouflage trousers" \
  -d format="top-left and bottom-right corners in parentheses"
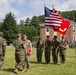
top-left (45, 48), bottom-right (50, 64)
top-left (0, 54), bottom-right (4, 70)
top-left (22, 50), bottom-right (30, 69)
top-left (60, 49), bottom-right (66, 64)
top-left (15, 51), bottom-right (25, 69)
top-left (52, 49), bottom-right (58, 64)
top-left (36, 50), bottom-right (43, 63)
top-left (25, 54), bottom-right (30, 69)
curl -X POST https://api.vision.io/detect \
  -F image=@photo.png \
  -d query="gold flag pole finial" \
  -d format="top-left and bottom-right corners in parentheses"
top-left (52, 5), bottom-right (54, 9)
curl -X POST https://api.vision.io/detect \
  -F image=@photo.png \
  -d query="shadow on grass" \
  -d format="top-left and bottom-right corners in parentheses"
top-left (67, 56), bottom-right (76, 58)
top-left (3, 68), bottom-right (14, 72)
top-left (30, 61), bottom-right (47, 64)
top-left (30, 61), bottom-right (59, 65)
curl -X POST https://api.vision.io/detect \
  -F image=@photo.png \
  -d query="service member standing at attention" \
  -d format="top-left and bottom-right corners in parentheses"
top-left (45, 36), bottom-right (51, 64)
top-left (23, 34), bottom-right (32, 71)
top-left (52, 36), bottom-right (59, 64)
top-left (13, 34), bottom-right (25, 74)
top-left (36, 38), bottom-right (44, 63)
top-left (0, 32), bottom-right (6, 73)
top-left (59, 36), bottom-right (67, 66)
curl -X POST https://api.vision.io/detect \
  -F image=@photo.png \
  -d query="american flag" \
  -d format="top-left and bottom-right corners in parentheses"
top-left (45, 7), bottom-right (63, 26)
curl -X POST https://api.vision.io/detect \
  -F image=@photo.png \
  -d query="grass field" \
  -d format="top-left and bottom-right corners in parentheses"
top-left (1, 46), bottom-right (76, 75)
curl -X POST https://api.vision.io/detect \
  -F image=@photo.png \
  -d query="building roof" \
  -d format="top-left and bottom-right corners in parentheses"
top-left (71, 21), bottom-right (76, 26)
top-left (39, 23), bottom-right (45, 26)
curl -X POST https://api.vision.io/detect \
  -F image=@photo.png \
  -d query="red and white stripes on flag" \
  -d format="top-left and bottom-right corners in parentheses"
top-left (45, 7), bottom-right (63, 27)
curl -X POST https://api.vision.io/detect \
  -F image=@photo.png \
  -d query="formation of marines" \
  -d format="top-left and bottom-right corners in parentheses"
top-left (36, 35), bottom-right (67, 66)
top-left (0, 31), bottom-right (68, 74)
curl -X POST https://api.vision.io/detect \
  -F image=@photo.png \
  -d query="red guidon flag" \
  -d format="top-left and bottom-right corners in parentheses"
top-left (56, 19), bottom-right (71, 36)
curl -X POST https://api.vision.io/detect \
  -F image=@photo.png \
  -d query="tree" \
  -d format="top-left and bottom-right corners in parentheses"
top-left (1, 12), bottom-right (18, 44)
top-left (30, 16), bottom-right (40, 35)
top-left (17, 25), bottom-right (38, 41)
top-left (30, 16), bottom-right (40, 29)
top-left (74, 18), bottom-right (76, 22)
top-left (19, 20), bottom-right (25, 25)
top-left (59, 10), bottom-right (76, 20)
top-left (25, 18), bottom-right (31, 26)
top-left (38, 15), bottom-right (44, 23)
top-left (25, 26), bottom-right (38, 41)
top-left (0, 22), bottom-right (2, 31)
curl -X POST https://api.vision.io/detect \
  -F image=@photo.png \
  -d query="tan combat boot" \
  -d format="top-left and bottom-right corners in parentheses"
top-left (14, 68), bottom-right (19, 74)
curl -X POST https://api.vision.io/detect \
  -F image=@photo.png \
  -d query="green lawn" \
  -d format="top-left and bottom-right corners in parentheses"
top-left (1, 46), bottom-right (76, 75)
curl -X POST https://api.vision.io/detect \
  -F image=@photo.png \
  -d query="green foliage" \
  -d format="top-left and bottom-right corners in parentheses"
top-left (0, 22), bottom-right (2, 30)
top-left (73, 18), bottom-right (76, 22)
top-left (38, 15), bottom-right (45, 23)
top-left (1, 12), bottom-right (18, 43)
top-left (19, 20), bottom-right (25, 26)
top-left (19, 18), bottom-right (31, 26)
top-left (59, 10), bottom-right (76, 21)
top-left (25, 18), bottom-right (31, 26)
top-left (17, 25), bottom-right (38, 41)
top-left (32, 36), bottom-right (39, 42)
top-left (18, 16), bottom-right (39, 41)
top-left (30, 16), bottom-right (40, 29)
top-left (24, 26), bottom-right (38, 41)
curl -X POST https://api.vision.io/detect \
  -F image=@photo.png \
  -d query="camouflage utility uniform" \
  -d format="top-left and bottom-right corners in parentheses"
top-left (14, 40), bottom-right (25, 70)
top-left (45, 40), bottom-right (51, 64)
top-left (59, 40), bottom-right (67, 64)
top-left (36, 41), bottom-right (44, 63)
top-left (52, 39), bottom-right (59, 64)
top-left (23, 39), bottom-right (31, 69)
top-left (0, 37), bottom-right (6, 70)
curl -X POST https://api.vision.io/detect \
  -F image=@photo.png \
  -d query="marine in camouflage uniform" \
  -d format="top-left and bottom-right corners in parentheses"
top-left (36, 38), bottom-right (44, 63)
top-left (14, 34), bottom-right (25, 74)
top-left (59, 36), bottom-right (67, 65)
top-left (51, 36), bottom-right (59, 64)
top-left (45, 36), bottom-right (51, 64)
top-left (0, 32), bottom-right (6, 73)
top-left (23, 34), bottom-right (32, 71)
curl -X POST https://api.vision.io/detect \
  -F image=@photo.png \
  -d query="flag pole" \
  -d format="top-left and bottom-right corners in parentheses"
top-left (44, 4), bottom-right (45, 18)
top-left (52, 5), bottom-right (57, 37)
top-left (44, 4), bottom-right (45, 25)
top-left (44, 4), bottom-right (45, 7)
top-left (44, 4), bottom-right (45, 21)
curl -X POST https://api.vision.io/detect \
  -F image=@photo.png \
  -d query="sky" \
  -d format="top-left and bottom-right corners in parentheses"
top-left (0, 0), bottom-right (76, 23)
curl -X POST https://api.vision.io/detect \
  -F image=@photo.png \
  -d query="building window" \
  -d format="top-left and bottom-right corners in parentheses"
top-left (73, 36), bottom-right (75, 41)
top-left (46, 26), bottom-right (49, 32)
top-left (45, 26), bottom-right (50, 36)
top-left (74, 36), bottom-right (75, 40)
top-left (72, 27), bottom-right (75, 32)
